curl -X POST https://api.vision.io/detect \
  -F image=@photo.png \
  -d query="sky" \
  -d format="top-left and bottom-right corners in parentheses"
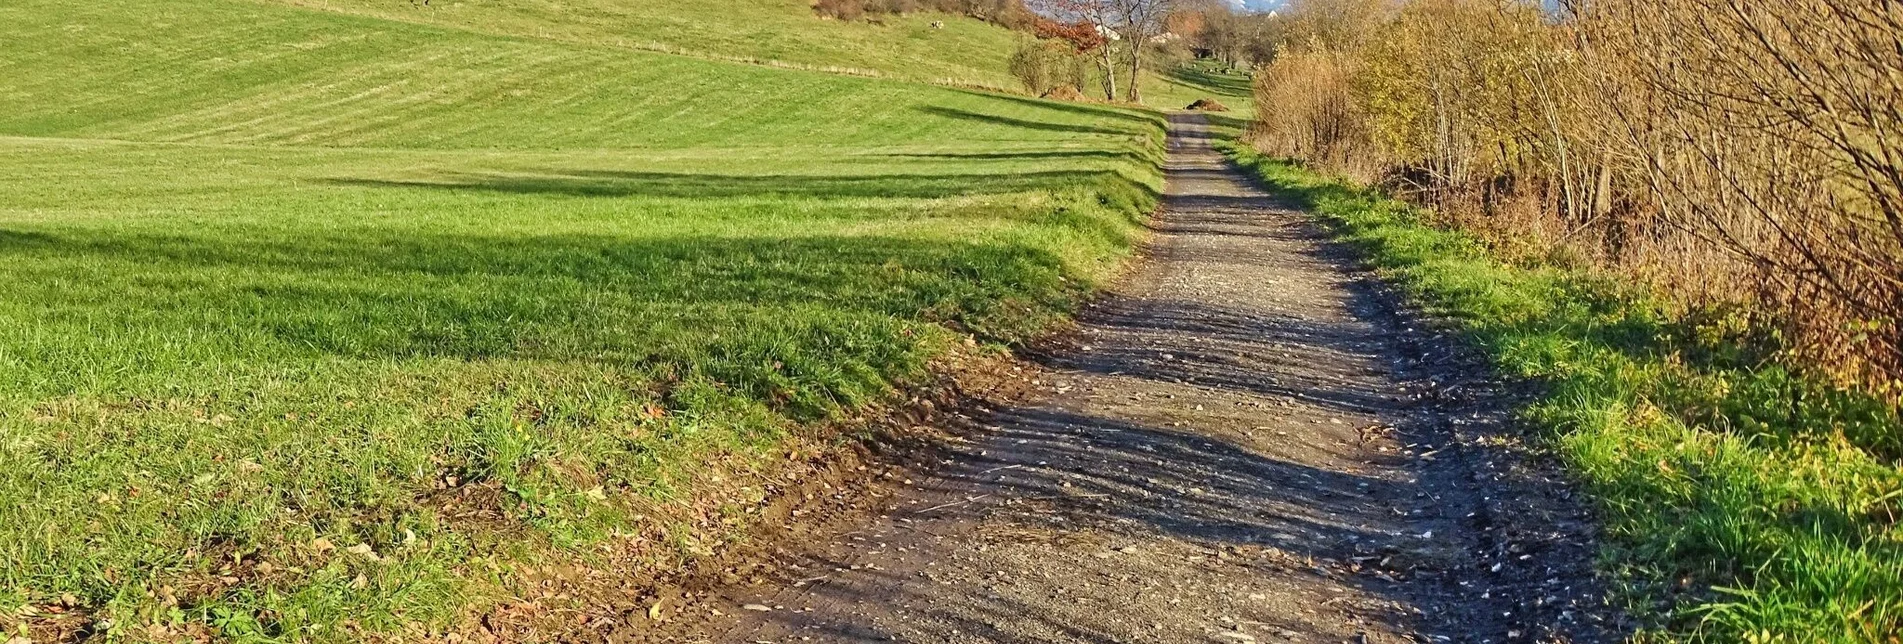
top-left (1227, 0), bottom-right (1284, 11)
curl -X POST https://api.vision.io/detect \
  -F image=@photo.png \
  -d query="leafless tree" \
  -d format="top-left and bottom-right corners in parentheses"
top-left (1250, 0), bottom-right (1903, 398)
top-left (1113, 0), bottom-right (1177, 102)
top-left (1032, 0), bottom-right (1125, 101)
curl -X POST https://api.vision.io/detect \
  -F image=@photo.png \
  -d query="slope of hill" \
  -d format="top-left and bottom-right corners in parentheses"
top-left (265, 0), bottom-right (1023, 85)
top-left (0, 0), bottom-right (1165, 640)
top-left (3, 0), bottom-right (1091, 148)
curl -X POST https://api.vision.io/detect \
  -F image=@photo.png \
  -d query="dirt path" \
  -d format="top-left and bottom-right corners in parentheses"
top-left (650, 114), bottom-right (1615, 644)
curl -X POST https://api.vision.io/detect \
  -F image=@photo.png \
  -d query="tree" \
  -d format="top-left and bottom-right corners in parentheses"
top-left (1188, 2), bottom-right (1242, 65)
top-left (1113, 0), bottom-right (1177, 102)
top-left (1031, 0), bottom-right (1123, 101)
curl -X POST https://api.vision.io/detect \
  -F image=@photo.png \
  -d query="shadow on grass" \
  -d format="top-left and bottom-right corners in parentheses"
top-left (1203, 112), bottom-right (1252, 133)
top-left (1162, 62), bottom-right (1253, 98)
top-left (0, 228), bottom-right (1110, 420)
top-left (325, 168), bottom-right (1148, 201)
top-left (879, 150), bottom-right (1144, 162)
top-left (916, 106), bottom-right (1149, 138)
top-left (948, 89), bottom-right (1171, 133)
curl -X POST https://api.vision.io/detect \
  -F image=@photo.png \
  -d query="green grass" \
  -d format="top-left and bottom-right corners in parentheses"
top-left (1222, 145), bottom-right (1903, 642)
top-left (0, 0), bottom-right (1168, 640)
top-left (1142, 58), bottom-right (1256, 115)
top-left (2, 0), bottom-right (1114, 148)
top-left (260, 0), bottom-right (1026, 85)
top-left (1066, 57), bottom-right (1256, 115)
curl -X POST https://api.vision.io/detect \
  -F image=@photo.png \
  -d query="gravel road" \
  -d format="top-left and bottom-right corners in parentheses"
top-left (650, 113), bottom-right (1617, 644)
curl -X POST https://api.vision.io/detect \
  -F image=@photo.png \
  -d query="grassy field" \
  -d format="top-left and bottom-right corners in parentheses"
top-left (1223, 146), bottom-right (1903, 642)
top-left (264, 0), bottom-right (1267, 106)
top-left (0, 0), bottom-right (1167, 640)
top-left (1142, 59), bottom-right (1256, 114)
top-left (260, 0), bottom-right (1025, 86)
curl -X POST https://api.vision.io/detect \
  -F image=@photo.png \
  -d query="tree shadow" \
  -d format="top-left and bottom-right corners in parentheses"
top-left (1161, 63), bottom-right (1254, 98)
top-left (719, 414), bottom-right (1423, 640)
top-left (324, 167), bottom-right (1136, 201)
top-left (915, 106), bottom-right (1145, 138)
top-left (941, 408), bottom-right (1416, 550)
top-left (946, 89), bottom-right (1172, 133)
top-left (878, 150), bottom-right (1144, 163)
top-left (0, 227), bottom-right (1103, 419)
top-left (0, 229), bottom-right (57, 249)
top-left (717, 139), bottom-right (1616, 644)
top-left (1048, 301), bottom-right (1405, 417)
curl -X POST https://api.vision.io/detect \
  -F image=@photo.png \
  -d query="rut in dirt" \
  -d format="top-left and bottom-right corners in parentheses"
top-left (660, 114), bottom-right (1617, 644)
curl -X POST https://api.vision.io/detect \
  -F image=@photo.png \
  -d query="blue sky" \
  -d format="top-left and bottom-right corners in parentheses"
top-left (1227, 0), bottom-right (1284, 11)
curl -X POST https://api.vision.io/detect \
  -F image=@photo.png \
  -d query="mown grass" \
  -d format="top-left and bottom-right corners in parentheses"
top-left (3, 0), bottom-right (1130, 148)
top-left (1222, 144), bottom-right (1903, 642)
top-left (1143, 59), bottom-right (1256, 115)
top-left (262, 0), bottom-right (1025, 86)
top-left (0, 0), bottom-right (1167, 640)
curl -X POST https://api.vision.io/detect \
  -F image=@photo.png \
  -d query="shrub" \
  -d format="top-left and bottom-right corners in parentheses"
top-left (813, 0), bottom-right (866, 21)
top-left (1248, 45), bottom-right (1381, 180)
top-left (1044, 85), bottom-right (1087, 101)
top-left (813, 0), bottom-right (1040, 30)
top-left (1009, 39), bottom-right (1088, 97)
top-left (1242, 0), bottom-right (1903, 638)
top-left (1185, 98), bottom-right (1228, 111)
top-left (1253, 0), bottom-right (1903, 405)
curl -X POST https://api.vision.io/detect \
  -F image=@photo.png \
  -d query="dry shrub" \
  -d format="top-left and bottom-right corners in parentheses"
top-left (813, 0), bottom-right (867, 20)
top-left (1248, 45), bottom-right (1382, 181)
top-left (814, 0), bottom-right (1041, 29)
top-left (1253, 0), bottom-right (1903, 400)
top-left (1185, 98), bottom-right (1229, 112)
top-left (1580, 0), bottom-right (1903, 395)
top-left (1009, 39), bottom-right (1090, 96)
top-left (1044, 85), bottom-right (1088, 101)
top-left (1276, 0), bottom-right (1396, 53)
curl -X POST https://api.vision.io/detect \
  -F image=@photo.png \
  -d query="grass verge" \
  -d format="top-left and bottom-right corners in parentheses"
top-left (1222, 144), bottom-right (1903, 642)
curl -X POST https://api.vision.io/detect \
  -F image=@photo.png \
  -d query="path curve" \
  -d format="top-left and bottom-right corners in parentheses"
top-left (660, 113), bottom-right (1613, 644)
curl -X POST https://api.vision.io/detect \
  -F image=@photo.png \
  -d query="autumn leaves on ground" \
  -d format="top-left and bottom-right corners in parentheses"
top-left (1, 0), bottom-right (1897, 642)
